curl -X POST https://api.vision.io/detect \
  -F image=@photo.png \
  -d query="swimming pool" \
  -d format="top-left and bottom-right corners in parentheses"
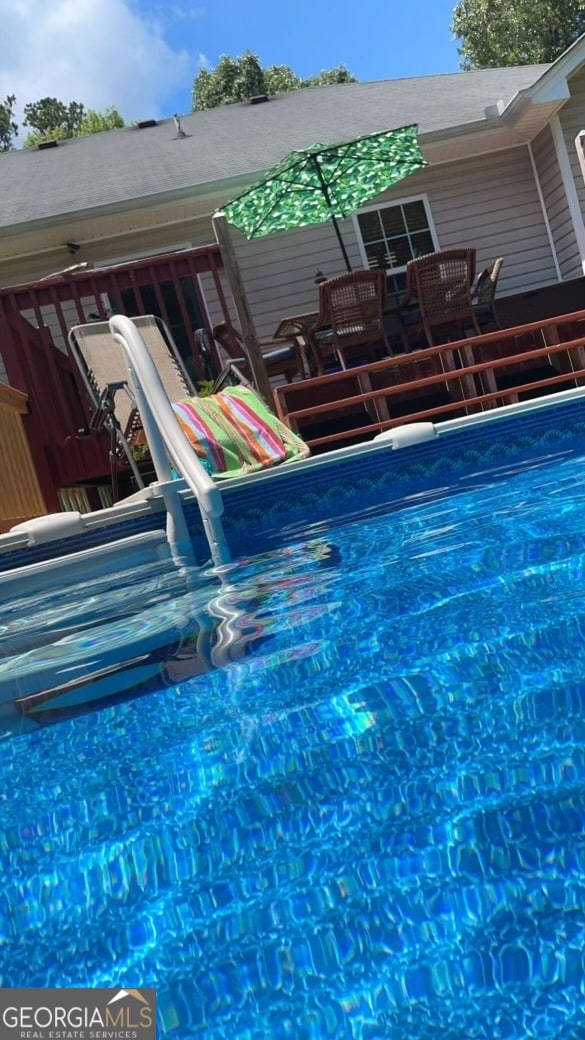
top-left (3, 395), bottom-right (585, 1038)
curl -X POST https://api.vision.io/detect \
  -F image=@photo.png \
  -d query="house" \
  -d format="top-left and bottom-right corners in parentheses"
top-left (3, 38), bottom-right (585, 511)
top-left (3, 39), bottom-right (585, 338)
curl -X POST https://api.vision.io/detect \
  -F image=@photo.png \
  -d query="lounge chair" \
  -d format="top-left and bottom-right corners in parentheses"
top-left (69, 315), bottom-right (196, 497)
top-left (69, 315), bottom-right (308, 497)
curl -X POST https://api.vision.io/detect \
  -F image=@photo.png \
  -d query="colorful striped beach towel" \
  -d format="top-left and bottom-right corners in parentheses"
top-left (172, 386), bottom-right (310, 478)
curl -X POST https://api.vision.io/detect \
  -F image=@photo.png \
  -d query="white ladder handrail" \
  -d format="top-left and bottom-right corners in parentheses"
top-left (109, 315), bottom-right (230, 566)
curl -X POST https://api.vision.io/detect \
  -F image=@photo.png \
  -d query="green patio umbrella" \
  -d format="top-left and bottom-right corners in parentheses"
top-left (223, 124), bottom-right (426, 271)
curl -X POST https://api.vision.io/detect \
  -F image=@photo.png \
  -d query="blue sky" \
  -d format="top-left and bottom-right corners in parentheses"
top-left (0, 0), bottom-right (462, 132)
top-left (160, 0), bottom-right (462, 114)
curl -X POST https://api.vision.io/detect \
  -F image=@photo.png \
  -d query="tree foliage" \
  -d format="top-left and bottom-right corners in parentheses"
top-left (304, 64), bottom-right (357, 87)
top-left (0, 94), bottom-right (17, 151)
top-left (263, 64), bottom-right (303, 95)
top-left (76, 107), bottom-right (125, 137)
top-left (192, 51), bottom-right (356, 110)
top-left (452, 0), bottom-right (585, 69)
top-left (22, 98), bottom-right (125, 147)
top-left (24, 97), bottom-right (86, 136)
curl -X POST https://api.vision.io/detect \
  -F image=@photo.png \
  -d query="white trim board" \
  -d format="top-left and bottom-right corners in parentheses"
top-left (527, 141), bottom-right (562, 282)
top-left (550, 114), bottom-right (585, 274)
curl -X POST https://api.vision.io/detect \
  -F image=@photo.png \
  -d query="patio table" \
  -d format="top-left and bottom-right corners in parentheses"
top-left (273, 312), bottom-right (321, 376)
top-left (274, 302), bottom-right (491, 420)
top-left (274, 309), bottom-right (400, 423)
top-left (274, 299), bottom-right (411, 376)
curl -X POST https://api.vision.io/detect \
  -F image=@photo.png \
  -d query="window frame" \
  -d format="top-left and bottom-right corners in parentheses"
top-left (352, 193), bottom-right (440, 277)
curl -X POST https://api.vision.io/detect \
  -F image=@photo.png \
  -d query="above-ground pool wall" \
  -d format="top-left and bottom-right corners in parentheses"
top-left (3, 395), bottom-right (585, 576)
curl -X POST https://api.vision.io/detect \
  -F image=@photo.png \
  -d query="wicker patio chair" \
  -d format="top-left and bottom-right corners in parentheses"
top-left (68, 314), bottom-right (196, 498)
top-left (405, 248), bottom-right (479, 347)
top-left (310, 270), bottom-right (390, 369)
top-left (472, 257), bottom-right (504, 331)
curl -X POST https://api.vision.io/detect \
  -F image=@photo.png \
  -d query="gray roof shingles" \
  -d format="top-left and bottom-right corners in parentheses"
top-left (0, 65), bottom-right (549, 230)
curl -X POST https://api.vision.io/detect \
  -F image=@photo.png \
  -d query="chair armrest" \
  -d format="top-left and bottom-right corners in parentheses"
top-left (306, 290), bottom-right (330, 337)
top-left (257, 335), bottom-right (295, 349)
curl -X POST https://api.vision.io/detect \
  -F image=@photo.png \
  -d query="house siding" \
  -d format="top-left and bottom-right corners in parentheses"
top-left (229, 146), bottom-right (559, 338)
top-left (531, 125), bottom-right (576, 279)
top-left (413, 150), bottom-right (556, 293)
top-left (0, 145), bottom-right (561, 348)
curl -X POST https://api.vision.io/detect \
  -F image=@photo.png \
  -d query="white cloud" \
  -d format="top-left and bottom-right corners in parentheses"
top-left (0, 0), bottom-right (193, 131)
top-left (151, 2), bottom-right (206, 22)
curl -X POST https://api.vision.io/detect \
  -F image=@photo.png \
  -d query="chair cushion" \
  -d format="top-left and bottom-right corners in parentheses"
top-left (262, 345), bottom-right (296, 364)
top-left (399, 305), bottom-right (422, 327)
top-left (314, 329), bottom-right (335, 346)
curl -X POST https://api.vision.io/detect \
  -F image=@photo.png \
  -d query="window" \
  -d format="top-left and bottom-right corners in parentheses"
top-left (354, 196), bottom-right (438, 296)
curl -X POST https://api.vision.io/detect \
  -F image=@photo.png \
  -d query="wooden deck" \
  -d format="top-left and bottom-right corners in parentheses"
top-left (0, 245), bottom-right (230, 511)
top-left (273, 310), bottom-right (585, 451)
top-left (2, 252), bottom-right (585, 509)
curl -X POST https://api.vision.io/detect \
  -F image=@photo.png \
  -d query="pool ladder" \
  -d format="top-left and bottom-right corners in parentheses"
top-left (110, 315), bottom-right (230, 568)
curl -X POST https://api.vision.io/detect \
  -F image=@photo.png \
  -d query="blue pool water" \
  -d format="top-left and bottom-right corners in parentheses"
top-left (3, 440), bottom-right (585, 1038)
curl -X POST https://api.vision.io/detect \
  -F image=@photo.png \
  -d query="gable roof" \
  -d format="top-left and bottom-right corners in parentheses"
top-left (0, 64), bottom-right (552, 232)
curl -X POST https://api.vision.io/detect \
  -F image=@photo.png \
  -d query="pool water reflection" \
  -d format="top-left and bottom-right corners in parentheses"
top-left (2, 448), bottom-right (585, 1039)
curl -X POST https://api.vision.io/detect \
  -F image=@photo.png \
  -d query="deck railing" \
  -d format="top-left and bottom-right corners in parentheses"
top-left (0, 244), bottom-right (231, 507)
top-left (273, 311), bottom-right (585, 449)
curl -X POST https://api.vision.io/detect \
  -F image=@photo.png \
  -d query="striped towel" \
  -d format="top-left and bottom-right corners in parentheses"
top-left (172, 386), bottom-right (309, 478)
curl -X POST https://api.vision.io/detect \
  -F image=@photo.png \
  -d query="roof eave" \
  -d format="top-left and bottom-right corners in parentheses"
top-left (428, 37), bottom-right (585, 154)
top-left (0, 173), bottom-right (256, 238)
top-left (525, 30), bottom-right (585, 99)
top-left (496, 32), bottom-right (585, 125)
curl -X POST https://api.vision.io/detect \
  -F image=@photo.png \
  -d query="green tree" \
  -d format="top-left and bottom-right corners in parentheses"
top-left (452, 0), bottom-right (585, 69)
top-left (0, 94), bottom-right (17, 151)
top-left (76, 106), bottom-right (125, 136)
top-left (303, 64), bottom-right (357, 87)
top-left (24, 97), bottom-right (85, 136)
top-left (263, 64), bottom-right (303, 95)
top-left (192, 51), bottom-right (356, 110)
top-left (23, 98), bottom-right (125, 147)
top-left (194, 52), bottom-right (265, 110)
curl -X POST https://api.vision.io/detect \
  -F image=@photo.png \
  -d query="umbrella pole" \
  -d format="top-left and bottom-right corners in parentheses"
top-left (212, 212), bottom-right (273, 404)
top-left (330, 215), bottom-right (353, 272)
top-left (312, 157), bottom-right (352, 272)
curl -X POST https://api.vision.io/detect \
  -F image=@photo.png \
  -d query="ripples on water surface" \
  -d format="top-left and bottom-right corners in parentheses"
top-left (3, 451), bottom-right (585, 1038)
